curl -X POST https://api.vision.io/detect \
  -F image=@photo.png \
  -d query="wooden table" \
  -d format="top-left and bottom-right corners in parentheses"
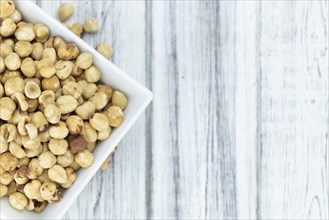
top-left (34, 1), bottom-right (328, 219)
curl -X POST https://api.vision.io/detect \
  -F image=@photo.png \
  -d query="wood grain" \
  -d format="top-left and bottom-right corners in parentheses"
top-left (30, 1), bottom-right (329, 219)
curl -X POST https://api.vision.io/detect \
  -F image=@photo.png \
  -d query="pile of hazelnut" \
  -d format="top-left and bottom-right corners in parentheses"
top-left (0, 0), bottom-right (127, 212)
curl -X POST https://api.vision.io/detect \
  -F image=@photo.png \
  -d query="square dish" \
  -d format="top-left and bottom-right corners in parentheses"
top-left (0, 1), bottom-right (152, 219)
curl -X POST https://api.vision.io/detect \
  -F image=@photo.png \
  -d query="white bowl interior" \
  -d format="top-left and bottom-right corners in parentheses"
top-left (0, 1), bottom-right (152, 219)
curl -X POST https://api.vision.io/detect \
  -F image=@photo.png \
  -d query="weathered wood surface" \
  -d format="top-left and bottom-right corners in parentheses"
top-left (33, 1), bottom-right (328, 219)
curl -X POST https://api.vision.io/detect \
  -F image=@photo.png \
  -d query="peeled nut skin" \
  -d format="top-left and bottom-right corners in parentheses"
top-left (69, 135), bottom-right (87, 154)
top-left (17, 165), bottom-right (37, 180)
top-left (9, 192), bottom-right (28, 210)
top-left (107, 106), bottom-right (124, 127)
top-left (33, 201), bottom-right (48, 212)
top-left (0, 0), bottom-right (16, 18)
top-left (74, 149), bottom-right (94, 168)
top-left (48, 165), bottom-right (67, 184)
top-left (58, 3), bottom-right (74, 22)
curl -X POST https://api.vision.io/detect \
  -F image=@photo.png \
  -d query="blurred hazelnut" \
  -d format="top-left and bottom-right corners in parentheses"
top-left (14, 26), bottom-right (35, 41)
top-left (25, 81), bottom-right (41, 99)
top-left (66, 115), bottom-right (84, 135)
top-left (83, 17), bottom-right (100, 33)
top-left (21, 57), bottom-right (37, 77)
top-left (56, 95), bottom-right (78, 114)
top-left (84, 65), bottom-right (100, 83)
top-left (0, 152), bottom-right (18, 171)
top-left (44, 104), bottom-right (61, 124)
top-left (96, 42), bottom-right (113, 58)
top-left (74, 149), bottom-right (94, 168)
top-left (58, 3), bottom-right (74, 22)
top-left (38, 151), bottom-right (56, 169)
top-left (57, 43), bottom-right (79, 61)
top-left (0, 0), bottom-right (16, 18)
top-left (107, 106), bottom-right (124, 127)
top-left (49, 138), bottom-right (68, 156)
top-left (70, 22), bottom-right (84, 38)
top-left (76, 52), bottom-right (92, 69)
top-left (9, 192), bottom-right (28, 210)
top-left (0, 18), bottom-right (16, 37)
top-left (48, 165), bottom-right (67, 184)
top-left (90, 113), bottom-right (109, 132)
top-left (49, 121), bottom-right (69, 139)
top-left (55, 60), bottom-right (73, 79)
top-left (14, 40), bottom-right (33, 58)
top-left (4, 52), bottom-right (21, 70)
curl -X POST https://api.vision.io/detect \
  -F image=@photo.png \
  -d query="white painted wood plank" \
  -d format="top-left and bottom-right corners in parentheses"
top-left (235, 2), bottom-right (259, 219)
top-left (259, 1), bottom-right (328, 219)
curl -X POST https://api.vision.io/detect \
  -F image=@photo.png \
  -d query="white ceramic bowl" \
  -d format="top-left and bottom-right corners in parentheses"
top-left (0, 1), bottom-right (152, 219)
